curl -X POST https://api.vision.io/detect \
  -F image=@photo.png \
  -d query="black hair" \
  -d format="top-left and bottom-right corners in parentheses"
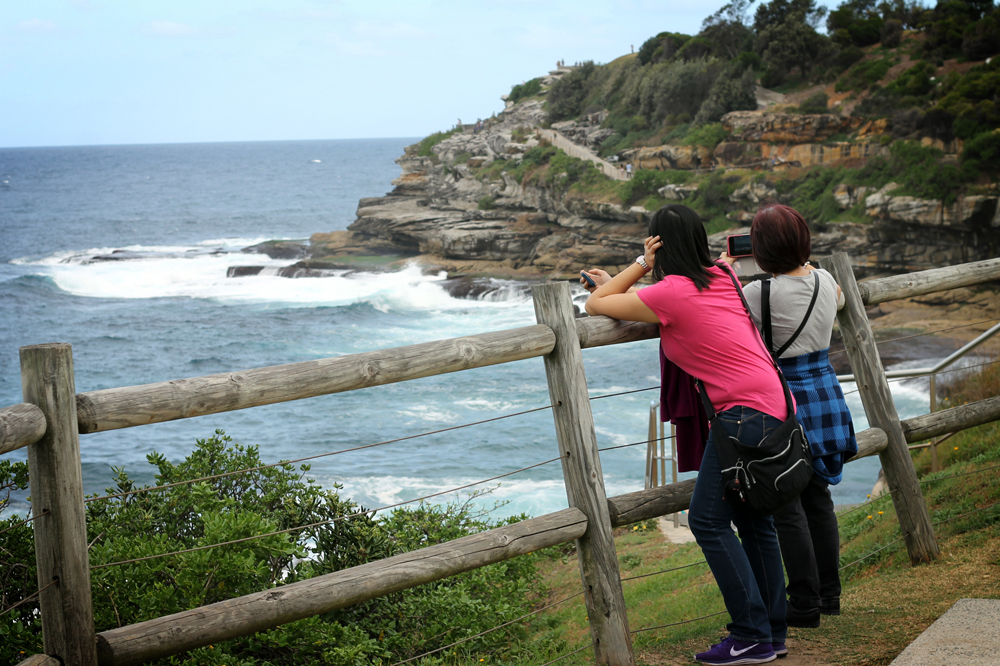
top-left (648, 204), bottom-right (715, 291)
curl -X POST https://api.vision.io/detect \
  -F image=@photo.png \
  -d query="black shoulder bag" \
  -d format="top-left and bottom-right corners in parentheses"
top-left (697, 265), bottom-right (813, 515)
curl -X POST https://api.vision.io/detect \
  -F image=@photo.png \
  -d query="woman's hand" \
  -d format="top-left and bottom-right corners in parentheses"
top-left (718, 251), bottom-right (736, 266)
top-left (580, 268), bottom-right (611, 293)
top-left (643, 235), bottom-right (662, 270)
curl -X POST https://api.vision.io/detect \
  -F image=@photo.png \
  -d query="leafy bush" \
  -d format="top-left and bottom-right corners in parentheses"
top-left (682, 123), bottom-right (730, 147)
top-left (961, 129), bottom-right (1000, 173)
top-left (508, 78), bottom-right (543, 104)
top-left (0, 433), bottom-right (546, 664)
top-left (416, 129), bottom-right (458, 159)
top-left (836, 56), bottom-right (893, 93)
top-left (477, 196), bottom-right (496, 210)
top-left (547, 61), bottom-right (597, 122)
top-left (798, 91), bottom-right (830, 114)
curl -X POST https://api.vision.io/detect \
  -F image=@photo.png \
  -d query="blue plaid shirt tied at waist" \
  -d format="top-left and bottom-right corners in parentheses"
top-left (777, 348), bottom-right (858, 485)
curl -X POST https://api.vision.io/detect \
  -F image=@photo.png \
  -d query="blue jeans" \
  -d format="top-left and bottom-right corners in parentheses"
top-left (689, 405), bottom-right (788, 644)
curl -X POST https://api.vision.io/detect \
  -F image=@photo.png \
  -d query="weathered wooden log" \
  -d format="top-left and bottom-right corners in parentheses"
top-left (828, 253), bottom-right (940, 564)
top-left (858, 257), bottom-right (1000, 306)
top-left (21, 344), bottom-right (98, 666)
top-left (76, 325), bottom-right (555, 433)
top-left (0, 402), bottom-right (47, 455)
top-left (900, 395), bottom-right (1000, 442)
top-left (95, 508), bottom-right (587, 666)
top-left (15, 656), bottom-right (61, 666)
top-left (533, 282), bottom-right (634, 665)
top-left (848, 427), bottom-right (889, 462)
top-left (577, 316), bottom-right (658, 349)
top-left (607, 479), bottom-right (696, 527)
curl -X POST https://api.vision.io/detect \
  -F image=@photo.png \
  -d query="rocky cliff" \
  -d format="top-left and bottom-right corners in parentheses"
top-left (290, 100), bottom-right (1000, 280)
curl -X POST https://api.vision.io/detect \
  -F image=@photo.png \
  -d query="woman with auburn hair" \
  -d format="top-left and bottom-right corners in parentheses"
top-left (722, 203), bottom-right (858, 630)
top-left (583, 204), bottom-right (788, 665)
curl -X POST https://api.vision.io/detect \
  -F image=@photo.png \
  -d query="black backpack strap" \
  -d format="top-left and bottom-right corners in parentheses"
top-left (713, 261), bottom-right (796, 421)
top-left (774, 271), bottom-right (820, 358)
top-left (762, 279), bottom-right (774, 354)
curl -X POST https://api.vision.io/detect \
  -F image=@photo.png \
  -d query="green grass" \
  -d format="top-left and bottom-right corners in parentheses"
top-left (517, 362), bottom-right (1000, 665)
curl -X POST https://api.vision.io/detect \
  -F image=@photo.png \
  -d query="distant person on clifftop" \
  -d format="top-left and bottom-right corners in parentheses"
top-left (581, 204), bottom-right (790, 665)
top-left (625, 163), bottom-right (632, 179)
top-left (720, 203), bottom-right (858, 630)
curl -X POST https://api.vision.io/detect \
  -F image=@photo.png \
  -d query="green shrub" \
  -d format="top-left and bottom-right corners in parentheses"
top-left (682, 123), bottom-right (729, 148)
top-left (961, 130), bottom-right (1000, 172)
top-left (416, 129), bottom-right (458, 158)
top-left (798, 92), bottom-right (830, 114)
top-left (477, 196), bottom-right (496, 210)
top-left (508, 78), bottom-right (543, 104)
top-left (0, 433), bottom-right (546, 664)
top-left (836, 57), bottom-right (893, 93)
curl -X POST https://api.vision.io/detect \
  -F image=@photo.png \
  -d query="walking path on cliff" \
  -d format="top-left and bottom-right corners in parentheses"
top-left (536, 128), bottom-right (628, 181)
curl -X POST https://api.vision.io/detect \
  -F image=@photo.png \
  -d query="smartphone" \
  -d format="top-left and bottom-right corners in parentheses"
top-left (727, 234), bottom-right (753, 257)
top-left (580, 270), bottom-right (597, 287)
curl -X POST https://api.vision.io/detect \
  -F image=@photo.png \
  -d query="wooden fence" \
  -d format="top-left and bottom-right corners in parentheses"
top-left (4, 252), bottom-right (1000, 666)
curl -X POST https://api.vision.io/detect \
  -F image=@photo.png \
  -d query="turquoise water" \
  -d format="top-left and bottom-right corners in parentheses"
top-left (0, 139), bottom-right (930, 519)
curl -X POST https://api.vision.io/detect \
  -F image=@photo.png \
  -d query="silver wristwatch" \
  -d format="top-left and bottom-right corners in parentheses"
top-left (635, 254), bottom-right (649, 271)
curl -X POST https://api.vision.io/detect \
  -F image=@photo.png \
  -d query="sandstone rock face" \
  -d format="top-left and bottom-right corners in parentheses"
top-left (658, 183), bottom-right (699, 200)
top-left (730, 181), bottom-right (777, 203)
top-left (299, 97), bottom-right (1000, 280)
top-left (622, 144), bottom-right (713, 170)
top-left (722, 111), bottom-right (864, 144)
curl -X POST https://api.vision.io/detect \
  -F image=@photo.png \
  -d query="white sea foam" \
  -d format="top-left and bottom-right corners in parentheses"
top-left (10, 245), bottom-right (538, 319)
top-left (333, 475), bottom-right (570, 520)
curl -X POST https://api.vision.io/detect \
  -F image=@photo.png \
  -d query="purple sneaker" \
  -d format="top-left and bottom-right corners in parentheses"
top-left (772, 642), bottom-right (787, 658)
top-left (694, 637), bottom-right (776, 665)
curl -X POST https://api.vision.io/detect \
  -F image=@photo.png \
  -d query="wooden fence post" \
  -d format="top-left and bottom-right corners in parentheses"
top-left (825, 254), bottom-right (940, 564)
top-left (20, 343), bottom-right (98, 666)
top-left (532, 282), bottom-right (634, 666)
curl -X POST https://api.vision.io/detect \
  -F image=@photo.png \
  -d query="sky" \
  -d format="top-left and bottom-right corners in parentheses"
top-left (3, 0), bottom-right (836, 148)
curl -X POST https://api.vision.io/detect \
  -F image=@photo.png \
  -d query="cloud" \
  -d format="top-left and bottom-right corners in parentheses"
top-left (146, 21), bottom-right (199, 37)
top-left (17, 19), bottom-right (57, 33)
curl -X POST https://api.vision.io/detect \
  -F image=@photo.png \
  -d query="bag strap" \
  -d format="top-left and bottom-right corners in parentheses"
top-left (706, 262), bottom-right (796, 420)
top-left (763, 271), bottom-right (820, 358)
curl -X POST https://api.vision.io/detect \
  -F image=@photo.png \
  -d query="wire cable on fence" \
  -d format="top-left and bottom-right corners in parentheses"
top-left (598, 435), bottom-right (675, 454)
top-left (590, 386), bottom-right (660, 401)
top-left (389, 591), bottom-right (586, 666)
top-left (538, 642), bottom-right (593, 666)
top-left (0, 579), bottom-right (58, 620)
top-left (839, 493), bottom-right (1000, 571)
top-left (829, 316), bottom-right (1000, 358)
top-left (91, 455), bottom-right (566, 571)
top-left (0, 510), bottom-right (49, 538)
top-left (630, 609), bottom-right (729, 635)
top-left (841, 357), bottom-right (1000, 397)
top-left (84, 402), bottom-right (560, 505)
top-left (620, 559), bottom-right (708, 583)
top-left (390, 560), bottom-right (711, 664)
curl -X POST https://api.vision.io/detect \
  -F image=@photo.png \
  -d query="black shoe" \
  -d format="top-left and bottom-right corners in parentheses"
top-left (820, 597), bottom-right (840, 616)
top-left (786, 604), bottom-right (820, 628)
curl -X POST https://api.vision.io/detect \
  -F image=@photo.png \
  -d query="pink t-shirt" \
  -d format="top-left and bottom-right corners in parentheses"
top-left (637, 265), bottom-right (790, 420)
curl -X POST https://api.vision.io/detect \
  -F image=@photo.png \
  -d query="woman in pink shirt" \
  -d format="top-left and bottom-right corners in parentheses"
top-left (584, 204), bottom-right (789, 665)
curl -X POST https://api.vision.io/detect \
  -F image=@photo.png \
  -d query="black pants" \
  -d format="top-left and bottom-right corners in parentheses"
top-left (772, 475), bottom-right (841, 611)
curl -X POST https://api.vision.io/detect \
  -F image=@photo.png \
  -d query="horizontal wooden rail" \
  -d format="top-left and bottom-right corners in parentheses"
top-left (847, 427), bottom-right (889, 462)
top-left (70, 316), bottom-right (655, 435)
top-left (577, 316), bottom-right (658, 349)
top-left (95, 507), bottom-right (587, 666)
top-left (607, 479), bottom-right (696, 527)
top-left (900, 395), bottom-right (1000, 442)
top-left (858, 257), bottom-right (1000, 306)
top-left (76, 325), bottom-right (556, 433)
top-left (15, 656), bottom-right (60, 666)
top-left (0, 403), bottom-right (47, 455)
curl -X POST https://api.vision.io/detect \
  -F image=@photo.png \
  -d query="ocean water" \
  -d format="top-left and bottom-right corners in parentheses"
top-left (0, 139), bottom-right (930, 520)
